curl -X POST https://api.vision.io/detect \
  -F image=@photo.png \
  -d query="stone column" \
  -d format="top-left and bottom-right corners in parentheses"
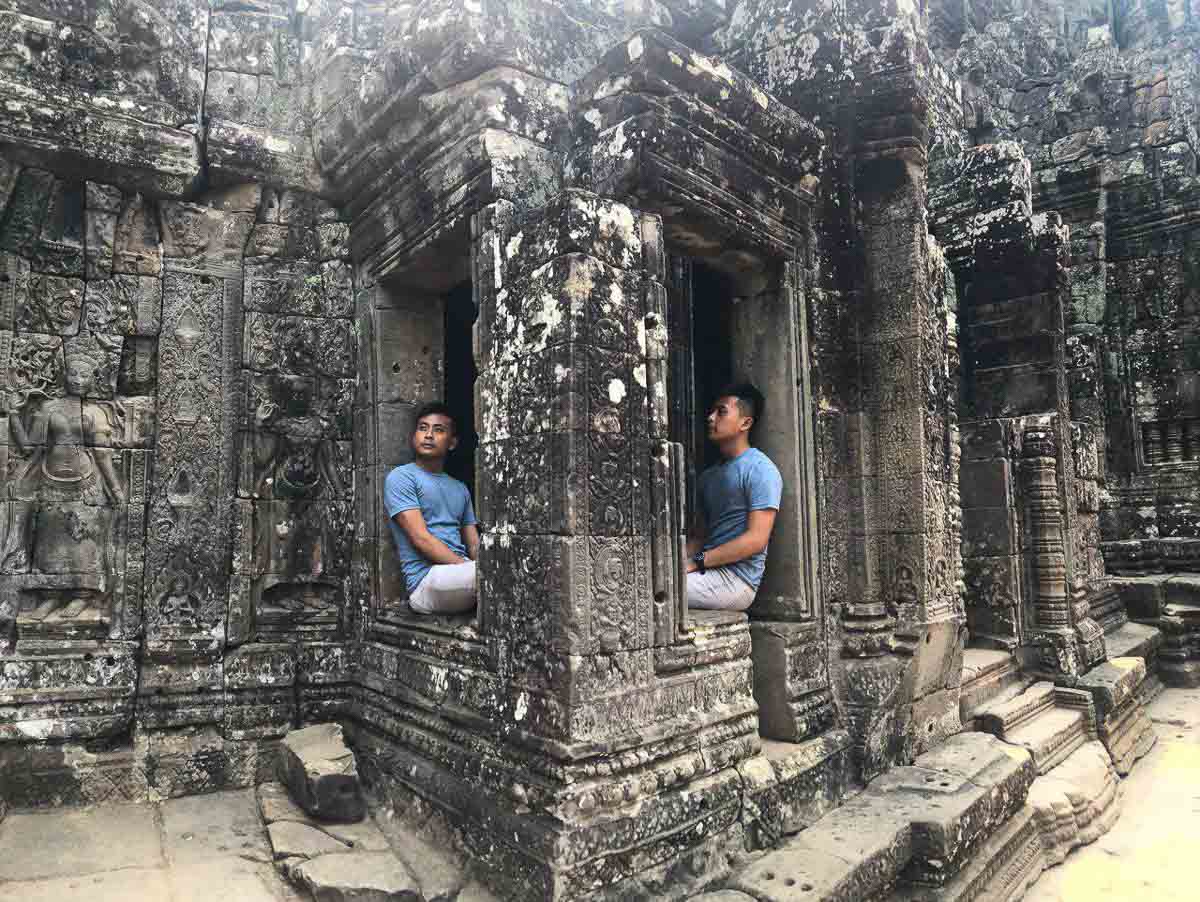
top-left (137, 194), bottom-right (255, 795)
top-left (1023, 421), bottom-right (1107, 675)
top-left (470, 190), bottom-right (760, 899)
top-left (731, 262), bottom-right (835, 741)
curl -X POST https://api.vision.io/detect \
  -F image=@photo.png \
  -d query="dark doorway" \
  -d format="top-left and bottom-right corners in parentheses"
top-left (443, 282), bottom-right (477, 496)
top-left (692, 263), bottom-right (735, 471)
top-left (666, 257), bottom-right (735, 518)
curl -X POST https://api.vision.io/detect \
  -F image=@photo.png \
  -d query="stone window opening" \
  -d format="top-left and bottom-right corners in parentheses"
top-left (664, 254), bottom-right (820, 639)
top-left (373, 278), bottom-right (483, 631)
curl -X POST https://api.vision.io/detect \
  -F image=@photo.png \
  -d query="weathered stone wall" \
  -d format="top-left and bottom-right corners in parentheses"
top-left (0, 1), bottom-right (350, 803)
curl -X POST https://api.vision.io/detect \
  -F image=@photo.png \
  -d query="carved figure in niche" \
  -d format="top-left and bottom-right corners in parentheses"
top-left (384, 403), bottom-right (479, 615)
top-left (253, 377), bottom-right (344, 499)
top-left (685, 383), bottom-right (782, 612)
top-left (252, 376), bottom-right (348, 633)
top-left (158, 573), bottom-right (201, 624)
top-left (889, 563), bottom-right (919, 618)
top-left (1, 350), bottom-right (125, 631)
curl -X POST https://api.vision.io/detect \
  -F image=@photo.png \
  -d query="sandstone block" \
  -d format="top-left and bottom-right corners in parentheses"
top-left (267, 820), bottom-right (350, 861)
top-left (293, 851), bottom-right (421, 902)
top-left (278, 723), bottom-right (366, 823)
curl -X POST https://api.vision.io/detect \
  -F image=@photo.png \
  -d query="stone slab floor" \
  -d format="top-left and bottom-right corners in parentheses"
top-left (1025, 685), bottom-right (1200, 902)
top-left (1, 689), bottom-right (1199, 902)
top-left (0, 788), bottom-right (303, 901)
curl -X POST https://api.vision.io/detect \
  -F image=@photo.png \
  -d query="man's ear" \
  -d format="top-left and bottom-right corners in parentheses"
top-left (740, 416), bottom-right (754, 434)
top-left (449, 434), bottom-right (459, 451)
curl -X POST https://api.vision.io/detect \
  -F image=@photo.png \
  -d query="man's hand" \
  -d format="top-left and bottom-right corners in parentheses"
top-left (686, 558), bottom-right (700, 574)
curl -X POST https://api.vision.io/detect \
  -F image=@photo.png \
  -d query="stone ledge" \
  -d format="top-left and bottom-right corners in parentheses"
top-left (739, 730), bottom-right (852, 849)
top-left (729, 734), bottom-right (1035, 901)
top-left (1102, 622), bottom-right (1163, 662)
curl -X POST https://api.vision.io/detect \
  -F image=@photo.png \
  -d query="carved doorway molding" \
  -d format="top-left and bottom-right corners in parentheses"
top-left (664, 252), bottom-right (830, 740)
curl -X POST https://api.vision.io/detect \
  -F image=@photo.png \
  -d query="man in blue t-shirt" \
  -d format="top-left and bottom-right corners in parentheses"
top-left (384, 402), bottom-right (479, 614)
top-left (686, 382), bottom-right (783, 611)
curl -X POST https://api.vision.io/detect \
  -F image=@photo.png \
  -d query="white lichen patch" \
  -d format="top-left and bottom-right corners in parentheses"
top-left (627, 36), bottom-right (644, 62)
top-left (606, 119), bottom-right (634, 161)
top-left (595, 202), bottom-right (638, 267)
top-left (686, 52), bottom-right (734, 85)
top-left (506, 231), bottom-right (523, 259)
top-left (633, 363), bottom-right (647, 388)
top-left (608, 378), bottom-right (627, 404)
top-left (583, 107), bottom-right (602, 130)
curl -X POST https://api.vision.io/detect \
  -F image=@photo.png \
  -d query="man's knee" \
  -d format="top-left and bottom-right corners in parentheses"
top-left (686, 569), bottom-right (754, 611)
top-left (410, 562), bottom-right (477, 614)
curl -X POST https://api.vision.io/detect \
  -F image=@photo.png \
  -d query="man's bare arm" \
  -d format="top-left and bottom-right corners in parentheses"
top-left (688, 509), bottom-right (777, 572)
top-left (462, 524), bottom-right (480, 561)
top-left (394, 510), bottom-right (468, 564)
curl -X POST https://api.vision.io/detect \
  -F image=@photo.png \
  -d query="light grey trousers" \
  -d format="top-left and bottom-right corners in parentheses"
top-left (686, 566), bottom-right (756, 611)
top-left (409, 560), bottom-right (477, 614)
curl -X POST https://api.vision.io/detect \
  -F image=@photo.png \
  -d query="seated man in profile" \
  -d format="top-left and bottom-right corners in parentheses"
top-left (686, 382), bottom-right (782, 612)
top-left (384, 402), bottom-right (479, 614)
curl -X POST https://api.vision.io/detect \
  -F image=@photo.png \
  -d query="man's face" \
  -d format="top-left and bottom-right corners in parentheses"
top-left (706, 395), bottom-right (750, 443)
top-left (412, 413), bottom-right (457, 461)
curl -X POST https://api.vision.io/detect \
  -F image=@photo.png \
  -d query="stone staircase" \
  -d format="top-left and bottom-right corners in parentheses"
top-left (975, 681), bottom-right (1093, 775)
top-left (706, 640), bottom-right (1162, 902)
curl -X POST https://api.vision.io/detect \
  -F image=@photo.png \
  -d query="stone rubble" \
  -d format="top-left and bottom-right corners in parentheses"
top-left (278, 724), bottom-right (367, 824)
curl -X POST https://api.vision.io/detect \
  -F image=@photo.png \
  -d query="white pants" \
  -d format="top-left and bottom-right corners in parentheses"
top-left (409, 561), bottom-right (477, 614)
top-left (686, 567), bottom-right (756, 611)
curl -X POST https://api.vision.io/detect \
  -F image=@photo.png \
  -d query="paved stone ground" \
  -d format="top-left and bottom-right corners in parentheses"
top-left (1026, 686), bottom-right (1200, 902)
top-left (0, 788), bottom-right (303, 902)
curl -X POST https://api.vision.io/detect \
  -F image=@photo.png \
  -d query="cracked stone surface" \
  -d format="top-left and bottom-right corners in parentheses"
top-left (0, 790), bottom-right (301, 901)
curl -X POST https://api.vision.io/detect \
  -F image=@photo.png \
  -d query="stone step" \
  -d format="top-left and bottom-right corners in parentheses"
top-left (959, 649), bottom-right (1027, 726)
top-left (1026, 740), bottom-right (1120, 866)
top-left (1104, 621), bottom-right (1163, 662)
top-left (1002, 706), bottom-right (1090, 775)
top-left (292, 851), bottom-right (422, 901)
top-left (728, 796), bottom-right (912, 901)
top-left (1074, 658), bottom-right (1157, 775)
top-left (728, 734), bottom-right (1036, 901)
top-left (873, 733), bottom-right (1037, 887)
top-left (975, 681), bottom-right (1056, 737)
top-left (888, 803), bottom-right (1046, 902)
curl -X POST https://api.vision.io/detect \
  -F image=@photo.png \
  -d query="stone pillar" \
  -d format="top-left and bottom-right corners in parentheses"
top-left (137, 194), bottom-right (255, 795)
top-left (1023, 421), bottom-right (1107, 675)
top-left (731, 263), bottom-right (835, 742)
top-left (468, 190), bottom-right (760, 899)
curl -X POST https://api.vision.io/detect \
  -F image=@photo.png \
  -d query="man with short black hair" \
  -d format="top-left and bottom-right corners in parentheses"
top-left (686, 382), bottom-right (782, 611)
top-left (384, 402), bottom-right (479, 614)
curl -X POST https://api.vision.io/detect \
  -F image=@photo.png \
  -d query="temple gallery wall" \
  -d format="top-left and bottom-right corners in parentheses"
top-left (0, 0), bottom-right (1198, 899)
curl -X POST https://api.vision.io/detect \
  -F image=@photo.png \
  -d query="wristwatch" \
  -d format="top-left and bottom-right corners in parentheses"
top-left (692, 551), bottom-right (706, 574)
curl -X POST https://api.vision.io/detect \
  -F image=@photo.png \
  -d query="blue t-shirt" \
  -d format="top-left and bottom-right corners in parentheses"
top-left (698, 447), bottom-right (783, 590)
top-left (384, 463), bottom-right (477, 593)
